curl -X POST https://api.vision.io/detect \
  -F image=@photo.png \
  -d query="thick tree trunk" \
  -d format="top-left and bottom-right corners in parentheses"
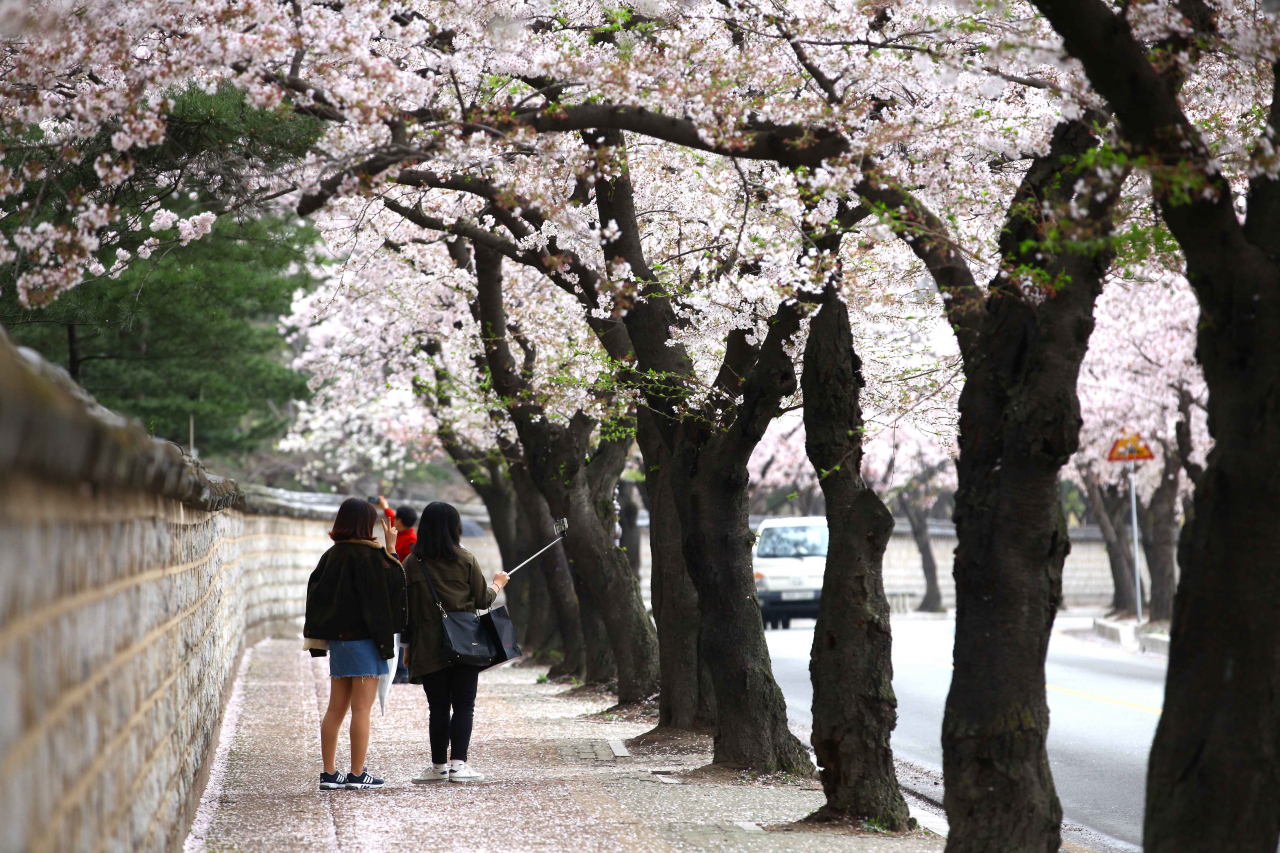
top-left (552, 437), bottom-right (653, 699)
top-left (575, 576), bottom-right (617, 684)
top-left (1080, 467), bottom-right (1137, 614)
top-left (926, 121), bottom-right (1114, 853)
top-left (1137, 447), bottom-right (1179, 623)
top-left (943, 291), bottom-right (1079, 852)
top-left (507, 449), bottom-right (585, 679)
top-left (1141, 170), bottom-right (1280, 852)
top-left (897, 492), bottom-right (944, 613)
top-left (1149, 383), bottom-right (1280, 850)
top-left (804, 291), bottom-right (909, 827)
top-left (1007, 6), bottom-right (1280, 847)
top-left (637, 409), bottom-right (711, 730)
top-left (670, 433), bottom-right (811, 772)
top-left (518, 564), bottom-right (554, 650)
top-left (617, 479), bottom-right (643, 578)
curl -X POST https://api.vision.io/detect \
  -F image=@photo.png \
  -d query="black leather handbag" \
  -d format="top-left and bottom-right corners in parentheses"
top-left (481, 606), bottom-right (522, 665)
top-left (417, 559), bottom-right (499, 668)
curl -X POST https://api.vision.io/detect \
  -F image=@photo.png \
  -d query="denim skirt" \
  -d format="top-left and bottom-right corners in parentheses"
top-left (329, 639), bottom-right (388, 678)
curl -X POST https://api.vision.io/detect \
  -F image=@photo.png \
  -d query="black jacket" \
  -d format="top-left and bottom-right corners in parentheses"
top-left (304, 540), bottom-right (407, 660)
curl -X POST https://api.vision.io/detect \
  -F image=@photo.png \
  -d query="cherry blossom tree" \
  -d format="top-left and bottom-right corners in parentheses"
top-left (0, 0), bottom-right (409, 303)
top-left (12, 1), bottom-right (1274, 843)
top-left (1025, 3), bottom-right (1280, 846)
top-left (749, 415), bottom-right (822, 516)
top-left (1075, 269), bottom-right (1208, 622)
top-left (283, 233), bottom-right (597, 679)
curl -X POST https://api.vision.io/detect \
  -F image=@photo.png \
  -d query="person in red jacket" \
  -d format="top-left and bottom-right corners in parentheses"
top-left (377, 497), bottom-right (418, 681)
top-left (377, 497), bottom-right (418, 561)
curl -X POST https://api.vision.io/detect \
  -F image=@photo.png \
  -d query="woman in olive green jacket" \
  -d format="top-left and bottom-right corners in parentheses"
top-left (404, 502), bottom-right (508, 783)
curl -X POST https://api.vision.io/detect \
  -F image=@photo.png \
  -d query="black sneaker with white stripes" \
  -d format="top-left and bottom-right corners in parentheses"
top-left (344, 769), bottom-right (385, 789)
top-left (319, 770), bottom-right (346, 790)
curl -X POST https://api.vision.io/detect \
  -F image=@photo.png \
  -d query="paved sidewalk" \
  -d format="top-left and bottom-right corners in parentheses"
top-left (184, 638), bottom-right (945, 852)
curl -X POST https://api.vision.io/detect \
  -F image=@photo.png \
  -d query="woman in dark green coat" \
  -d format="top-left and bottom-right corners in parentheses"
top-left (404, 502), bottom-right (508, 783)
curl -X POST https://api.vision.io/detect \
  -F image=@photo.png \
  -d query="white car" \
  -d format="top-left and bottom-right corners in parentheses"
top-left (752, 516), bottom-right (827, 630)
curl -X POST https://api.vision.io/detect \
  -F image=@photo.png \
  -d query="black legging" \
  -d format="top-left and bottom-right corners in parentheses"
top-left (422, 665), bottom-right (482, 763)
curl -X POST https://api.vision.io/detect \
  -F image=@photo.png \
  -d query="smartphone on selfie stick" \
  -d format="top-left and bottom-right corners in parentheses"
top-left (507, 519), bottom-right (569, 576)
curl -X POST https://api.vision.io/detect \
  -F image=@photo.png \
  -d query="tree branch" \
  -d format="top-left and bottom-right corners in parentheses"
top-left (1175, 384), bottom-right (1205, 486)
top-left (509, 103), bottom-right (851, 170)
top-left (728, 300), bottom-right (805, 450)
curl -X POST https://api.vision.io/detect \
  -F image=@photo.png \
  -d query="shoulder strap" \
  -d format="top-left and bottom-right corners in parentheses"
top-left (409, 555), bottom-right (446, 615)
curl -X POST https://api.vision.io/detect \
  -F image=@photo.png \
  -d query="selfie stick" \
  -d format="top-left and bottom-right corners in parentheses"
top-left (506, 519), bottom-right (568, 576)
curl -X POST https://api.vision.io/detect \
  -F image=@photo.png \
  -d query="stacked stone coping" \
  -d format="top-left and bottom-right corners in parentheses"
top-left (0, 333), bottom-right (331, 852)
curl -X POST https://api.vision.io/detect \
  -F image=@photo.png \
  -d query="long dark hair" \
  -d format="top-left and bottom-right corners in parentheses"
top-left (413, 501), bottom-right (462, 561)
top-left (330, 497), bottom-right (378, 541)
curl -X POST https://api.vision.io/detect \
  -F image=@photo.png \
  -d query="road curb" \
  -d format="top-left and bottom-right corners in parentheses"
top-left (1093, 618), bottom-right (1170, 657)
top-left (1092, 618), bottom-right (1136, 647)
top-left (1138, 633), bottom-right (1169, 655)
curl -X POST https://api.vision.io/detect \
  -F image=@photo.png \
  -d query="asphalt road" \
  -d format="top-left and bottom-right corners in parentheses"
top-left (767, 615), bottom-right (1166, 850)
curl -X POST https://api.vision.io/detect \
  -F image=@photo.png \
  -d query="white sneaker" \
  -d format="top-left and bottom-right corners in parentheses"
top-left (448, 761), bottom-right (485, 782)
top-left (412, 764), bottom-right (449, 783)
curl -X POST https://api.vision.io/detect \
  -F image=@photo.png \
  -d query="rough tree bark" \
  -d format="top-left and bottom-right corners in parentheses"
top-left (803, 284), bottom-right (910, 827)
top-left (861, 118), bottom-right (1123, 851)
top-left (472, 243), bottom-right (659, 703)
top-left (667, 352), bottom-right (812, 770)
top-left (504, 440), bottom-right (586, 679)
top-left (1080, 465), bottom-right (1138, 614)
top-left (1137, 445), bottom-right (1180, 623)
top-left (637, 409), bottom-right (714, 730)
top-left (665, 319), bottom-right (811, 770)
top-left (1026, 5), bottom-right (1280, 848)
top-left (517, 563), bottom-right (554, 650)
top-left (617, 479), bottom-right (643, 578)
top-left (896, 491), bottom-right (943, 613)
top-left (575, 577), bottom-right (617, 684)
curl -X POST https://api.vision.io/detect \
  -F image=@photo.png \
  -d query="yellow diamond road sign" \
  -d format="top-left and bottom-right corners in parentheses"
top-left (1107, 432), bottom-right (1155, 463)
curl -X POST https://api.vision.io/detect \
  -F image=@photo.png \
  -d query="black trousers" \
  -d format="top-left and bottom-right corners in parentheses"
top-left (422, 665), bottom-right (482, 763)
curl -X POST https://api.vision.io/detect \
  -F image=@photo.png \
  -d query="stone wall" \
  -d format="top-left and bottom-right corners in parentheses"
top-left (0, 483), bottom-right (329, 853)
top-left (0, 334), bottom-right (331, 853)
top-left (879, 520), bottom-right (1117, 612)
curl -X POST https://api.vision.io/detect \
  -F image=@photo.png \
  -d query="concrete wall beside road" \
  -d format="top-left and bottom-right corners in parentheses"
top-left (880, 520), bottom-right (1116, 611)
